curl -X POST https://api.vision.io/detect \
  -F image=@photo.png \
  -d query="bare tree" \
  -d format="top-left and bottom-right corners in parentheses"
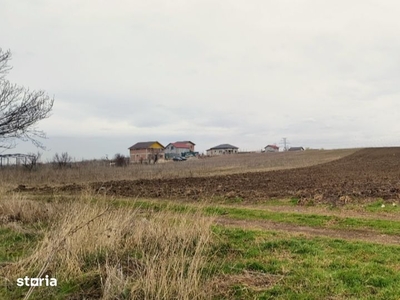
top-left (53, 152), bottom-right (72, 168)
top-left (23, 152), bottom-right (42, 171)
top-left (0, 48), bottom-right (54, 149)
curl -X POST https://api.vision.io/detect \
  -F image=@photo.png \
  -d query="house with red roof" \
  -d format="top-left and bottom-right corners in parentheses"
top-left (264, 144), bottom-right (279, 152)
top-left (164, 141), bottom-right (196, 159)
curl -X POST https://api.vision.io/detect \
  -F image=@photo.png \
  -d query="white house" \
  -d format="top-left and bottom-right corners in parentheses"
top-left (164, 141), bottom-right (195, 159)
top-left (206, 144), bottom-right (239, 156)
top-left (264, 144), bottom-right (279, 152)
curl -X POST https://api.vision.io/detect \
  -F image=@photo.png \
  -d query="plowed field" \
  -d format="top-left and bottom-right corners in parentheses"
top-left (30, 148), bottom-right (400, 203)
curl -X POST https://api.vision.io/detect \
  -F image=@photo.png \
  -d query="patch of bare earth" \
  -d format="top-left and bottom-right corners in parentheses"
top-left (208, 270), bottom-right (283, 298)
top-left (215, 217), bottom-right (400, 245)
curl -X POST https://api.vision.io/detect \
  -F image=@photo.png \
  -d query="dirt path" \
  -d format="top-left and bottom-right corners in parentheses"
top-left (216, 217), bottom-right (400, 245)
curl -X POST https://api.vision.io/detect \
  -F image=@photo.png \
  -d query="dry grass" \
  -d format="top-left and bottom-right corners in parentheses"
top-left (0, 147), bottom-right (366, 299)
top-left (1, 190), bottom-right (215, 299)
top-left (0, 148), bottom-right (357, 186)
top-left (0, 187), bottom-right (58, 225)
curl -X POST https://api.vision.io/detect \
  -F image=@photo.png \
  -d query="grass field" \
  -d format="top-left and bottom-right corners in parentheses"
top-left (1, 148), bottom-right (400, 299)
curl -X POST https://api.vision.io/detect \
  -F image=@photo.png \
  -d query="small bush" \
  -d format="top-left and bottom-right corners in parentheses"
top-left (113, 153), bottom-right (128, 167)
top-left (52, 152), bottom-right (73, 168)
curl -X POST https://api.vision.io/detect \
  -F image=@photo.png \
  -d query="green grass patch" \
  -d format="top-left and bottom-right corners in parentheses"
top-left (211, 226), bottom-right (400, 299)
top-left (92, 197), bottom-right (400, 236)
top-left (0, 227), bottom-right (39, 262)
top-left (0, 227), bottom-right (43, 300)
top-left (260, 197), bottom-right (299, 206)
top-left (365, 199), bottom-right (400, 212)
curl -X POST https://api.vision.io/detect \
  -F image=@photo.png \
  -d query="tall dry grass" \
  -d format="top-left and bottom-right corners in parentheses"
top-left (2, 191), bottom-right (215, 299)
top-left (0, 148), bottom-right (358, 186)
top-left (0, 186), bottom-right (59, 227)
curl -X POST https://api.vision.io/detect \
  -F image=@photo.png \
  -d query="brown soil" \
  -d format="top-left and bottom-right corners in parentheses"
top-left (20, 147), bottom-right (400, 204)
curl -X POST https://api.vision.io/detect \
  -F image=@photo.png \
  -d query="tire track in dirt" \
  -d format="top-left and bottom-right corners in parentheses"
top-left (216, 217), bottom-right (400, 245)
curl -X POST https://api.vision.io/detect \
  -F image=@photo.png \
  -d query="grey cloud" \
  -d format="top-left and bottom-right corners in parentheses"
top-left (2, 0), bottom-right (400, 158)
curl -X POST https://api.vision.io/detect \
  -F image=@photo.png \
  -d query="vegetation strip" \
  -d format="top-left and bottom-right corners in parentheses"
top-left (206, 206), bottom-right (400, 235)
top-left (216, 218), bottom-right (400, 245)
top-left (112, 199), bottom-right (400, 236)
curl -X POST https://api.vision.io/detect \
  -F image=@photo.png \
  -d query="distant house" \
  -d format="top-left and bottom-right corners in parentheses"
top-left (264, 145), bottom-right (279, 152)
top-left (288, 147), bottom-right (304, 151)
top-left (206, 144), bottom-right (239, 156)
top-left (128, 141), bottom-right (165, 163)
top-left (175, 141), bottom-right (195, 152)
top-left (164, 141), bottom-right (196, 159)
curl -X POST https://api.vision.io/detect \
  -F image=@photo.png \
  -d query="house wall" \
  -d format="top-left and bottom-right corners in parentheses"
top-left (206, 148), bottom-right (238, 156)
top-left (265, 146), bottom-right (279, 152)
top-left (164, 142), bottom-right (196, 159)
top-left (130, 148), bottom-right (164, 163)
top-left (130, 149), bottom-right (146, 162)
top-left (164, 144), bottom-right (175, 154)
top-left (183, 143), bottom-right (195, 151)
top-left (164, 145), bottom-right (191, 158)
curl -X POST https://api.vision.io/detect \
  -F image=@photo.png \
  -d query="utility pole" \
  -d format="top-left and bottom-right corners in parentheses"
top-left (281, 137), bottom-right (290, 151)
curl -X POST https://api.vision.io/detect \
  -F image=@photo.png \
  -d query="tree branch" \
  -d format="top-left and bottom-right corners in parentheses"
top-left (0, 48), bottom-right (54, 149)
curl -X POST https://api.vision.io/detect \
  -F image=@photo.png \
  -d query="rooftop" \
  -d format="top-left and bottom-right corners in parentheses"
top-left (208, 144), bottom-right (239, 150)
top-left (128, 141), bottom-right (164, 150)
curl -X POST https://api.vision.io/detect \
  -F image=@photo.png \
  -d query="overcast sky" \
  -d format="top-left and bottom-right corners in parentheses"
top-left (1, 0), bottom-right (400, 161)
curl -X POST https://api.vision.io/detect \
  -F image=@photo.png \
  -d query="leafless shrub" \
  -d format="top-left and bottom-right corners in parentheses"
top-left (113, 153), bottom-right (128, 167)
top-left (52, 152), bottom-right (72, 168)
